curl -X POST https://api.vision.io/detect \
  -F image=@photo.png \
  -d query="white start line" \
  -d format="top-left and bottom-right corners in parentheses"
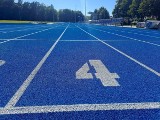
top-left (76, 60), bottom-right (120, 87)
top-left (0, 60), bottom-right (5, 67)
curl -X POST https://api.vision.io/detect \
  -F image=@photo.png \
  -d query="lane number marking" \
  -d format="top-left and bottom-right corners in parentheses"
top-left (0, 60), bottom-right (5, 67)
top-left (76, 60), bottom-right (120, 87)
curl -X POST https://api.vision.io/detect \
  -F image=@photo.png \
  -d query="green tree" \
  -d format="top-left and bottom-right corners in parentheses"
top-left (138, 0), bottom-right (152, 17)
top-left (128, 0), bottom-right (142, 18)
top-left (58, 9), bottom-right (84, 22)
top-left (98, 7), bottom-right (110, 19)
top-left (17, 0), bottom-right (23, 20)
top-left (91, 7), bottom-right (110, 20)
top-left (90, 9), bottom-right (98, 20)
top-left (112, 0), bottom-right (124, 17)
top-left (0, 0), bottom-right (15, 19)
top-left (75, 11), bottom-right (84, 22)
top-left (139, 0), bottom-right (160, 20)
top-left (0, 0), bottom-right (84, 22)
top-left (113, 0), bottom-right (132, 18)
top-left (153, 0), bottom-right (160, 20)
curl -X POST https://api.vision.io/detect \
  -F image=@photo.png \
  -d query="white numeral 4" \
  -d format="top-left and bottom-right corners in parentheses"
top-left (76, 60), bottom-right (120, 87)
top-left (0, 60), bottom-right (5, 67)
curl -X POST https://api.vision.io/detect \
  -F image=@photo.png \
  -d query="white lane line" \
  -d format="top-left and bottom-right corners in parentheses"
top-left (89, 24), bottom-right (160, 37)
top-left (1, 28), bottom-right (43, 34)
top-left (0, 39), bottom-right (42, 41)
top-left (76, 26), bottom-right (160, 77)
top-left (0, 25), bottom-right (61, 45)
top-left (103, 28), bottom-right (160, 39)
top-left (118, 27), bottom-right (160, 35)
top-left (0, 26), bottom-right (32, 31)
top-left (86, 26), bottom-right (160, 47)
top-left (90, 24), bottom-right (160, 35)
top-left (0, 24), bottom-right (53, 31)
top-left (0, 25), bottom-right (59, 34)
top-left (5, 24), bottom-right (69, 109)
top-left (0, 39), bottom-right (150, 42)
top-left (0, 39), bottom-right (131, 42)
top-left (14, 26), bottom-right (59, 39)
top-left (0, 39), bottom-right (52, 41)
top-left (60, 40), bottom-right (132, 42)
top-left (61, 40), bottom-right (98, 42)
top-left (1, 102), bottom-right (160, 115)
top-left (0, 40), bottom-right (10, 44)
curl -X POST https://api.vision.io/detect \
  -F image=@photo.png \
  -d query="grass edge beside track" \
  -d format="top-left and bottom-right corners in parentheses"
top-left (0, 20), bottom-right (55, 24)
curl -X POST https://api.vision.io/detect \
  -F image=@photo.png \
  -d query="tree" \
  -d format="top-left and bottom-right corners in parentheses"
top-left (75, 11), bottom-right (84, 22)
top-left (58, 9), bottom-right (84, 22)
top-left (138, 0), bottom-right (152, 17)
top-left (113, 0), bottom-right (132, 18)
top-left (59, 9), bottom-right (73, 22)
top-left (17, 0), bottom-right (23, 20)
top-left (0, 0), bottom-right (15, 20)
top-left (113, 0), bottom-right (160, 20)
top-left (153, 0), bottom-right (160, 20)
top-left (0, 0), bottom-right (84, 22)
top-left (128, 0), bottom-right (142, 18)
top-left (21, 2), bottom-right (30, 21)
top-left (98, 7), bottom-right (110, 19)
top-left (91, 7), bottom-right (110, 20)
top-left (139, 0), bottom-right (160, 20)
top-left (112, 0), bottom-right (124, 18)
top-left (90, 9), bottom-right (98, 20)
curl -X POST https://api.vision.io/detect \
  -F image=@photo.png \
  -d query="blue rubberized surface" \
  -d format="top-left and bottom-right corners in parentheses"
top-left (0, 40), bottom-right (54, 107)
top-left (0, 23), bottom-right (160, 119)
top-left (16, 41), bottom-right (160, 106)
top-left (1, 109), bottom-right (160, 120)
top-left (61, 27), bottom-right (95, 40)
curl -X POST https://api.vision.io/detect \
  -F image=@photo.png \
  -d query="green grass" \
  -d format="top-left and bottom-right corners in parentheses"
top-left (0, 20), bottom-right (55, 24)
top-left (0, 20), bottom-right (33, 23)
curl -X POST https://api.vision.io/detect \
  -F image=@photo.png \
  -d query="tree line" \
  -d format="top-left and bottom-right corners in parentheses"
top-left (112, 0), bottom-right (160, 21)
top-left (90, 7), bottom-right (110, 20)
top-left (0, 0), bottom-right (84, 22)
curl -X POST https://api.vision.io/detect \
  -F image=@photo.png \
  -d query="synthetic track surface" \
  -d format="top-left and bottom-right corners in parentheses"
top-left (0, 23), bottom-right (160, 119)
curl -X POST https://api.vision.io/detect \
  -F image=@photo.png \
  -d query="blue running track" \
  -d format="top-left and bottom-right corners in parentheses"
top-left (0, 23), bottom-right (160, 119)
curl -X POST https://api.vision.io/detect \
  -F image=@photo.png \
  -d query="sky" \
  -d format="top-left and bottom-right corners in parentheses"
top-left (21, 0), bottom-right (116, 16)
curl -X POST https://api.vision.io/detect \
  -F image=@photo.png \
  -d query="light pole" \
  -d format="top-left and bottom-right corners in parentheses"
top-left (85, 0), bottom-right (86, 21)
top-left (75, 10), bottom-right (77, 23)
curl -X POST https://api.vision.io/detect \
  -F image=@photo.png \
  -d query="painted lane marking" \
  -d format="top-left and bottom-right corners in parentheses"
top-left (116, 30), bottom-right (160, 39)
top-left (0, 24), bottom-right (62, 45)
top-left (89, 60), bottom-right (120, 86)
top-left (0, 39), bottom-right (50, 41)
top-left (88, 24), bottom-right (160, 35)
top-left (0, 39), bottom-right (146, 42)
top-left (0, 41), bottom-right (9, 44)
top-left (85, 26), bottom-right (160, 47)
top-left (90, 25), bottom-right (160, 39)
top-left (76, 63), bottom-right (93, 79)
top-left (13, 26), bottom-right (60, 39)
top-left (76, 60), bottom-right (120, 87)
top-left (1, 102), bottom-right (160, 115)
top-left (0, 24), bottom-right (61, 34)
top-left (0, 24), bottom-right (57, 31)
top-left (0, 60), bottom-right (5, 66)
top-left (60, 40), bottom-right (132, 42)
top-left (0, 26), bottom-right (34, 31)
top-left (76, 25), bottom-right (160, 77)
top-left (5, 24), bottom-right (69, 109)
